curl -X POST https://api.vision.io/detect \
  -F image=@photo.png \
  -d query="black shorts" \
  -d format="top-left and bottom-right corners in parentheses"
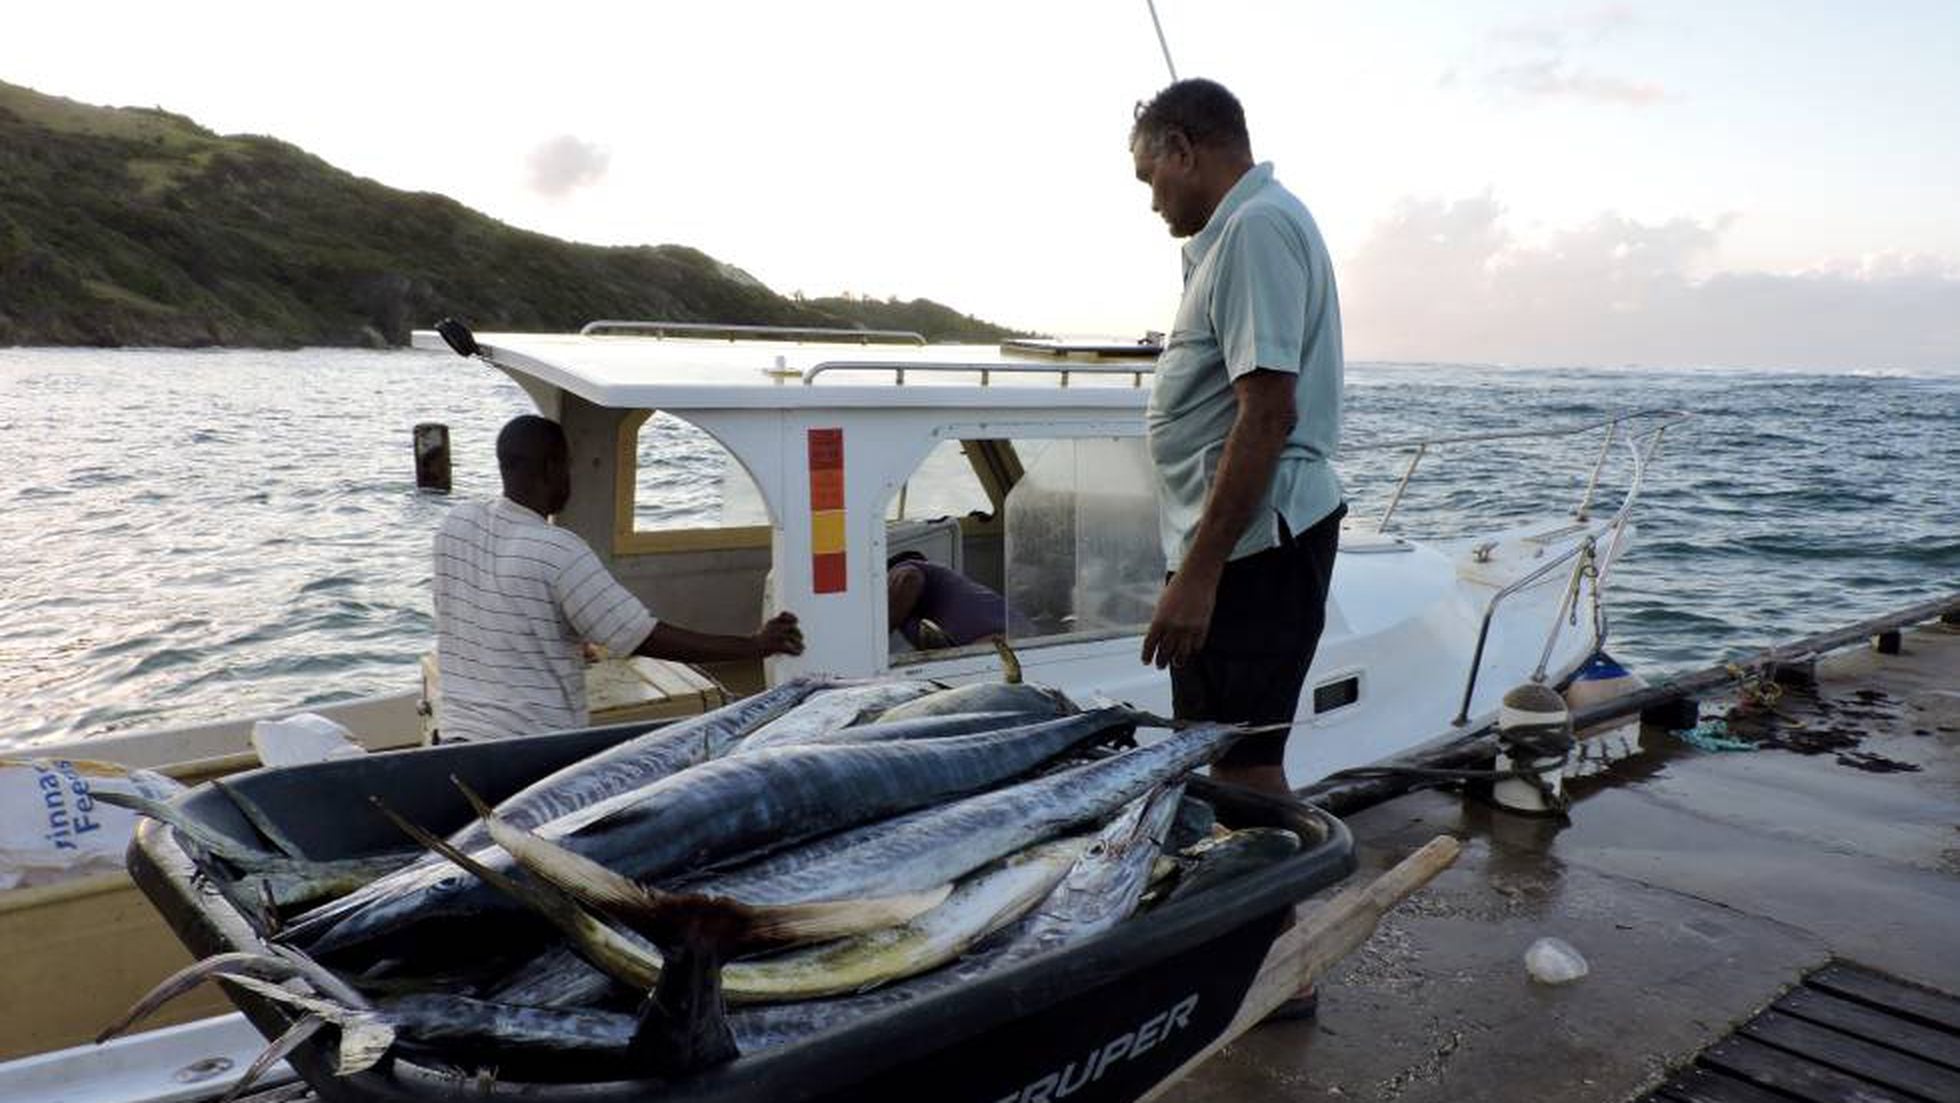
top-left (1170, 503), bottom-right (1344, 769)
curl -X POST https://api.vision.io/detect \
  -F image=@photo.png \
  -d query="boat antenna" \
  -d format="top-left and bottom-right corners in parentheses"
top-left (1145, 0), bottom-right (1178, 81)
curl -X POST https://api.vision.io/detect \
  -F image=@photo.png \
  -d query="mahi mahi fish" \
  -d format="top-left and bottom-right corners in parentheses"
top-left (290, 707), bottom-right (1139, 958)
top-left (727, 780), bottom-right (1186, 1052)
top-left (453, 802), bottom-right (1093, 1005)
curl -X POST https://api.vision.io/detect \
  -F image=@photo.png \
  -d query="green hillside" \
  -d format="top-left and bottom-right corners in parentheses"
top-left (0, 81), bottom-right (1028, 347)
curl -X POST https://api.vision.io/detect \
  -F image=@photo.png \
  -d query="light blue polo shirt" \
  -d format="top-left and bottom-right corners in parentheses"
top-left (1145, 161), bottom-right (1344, 570)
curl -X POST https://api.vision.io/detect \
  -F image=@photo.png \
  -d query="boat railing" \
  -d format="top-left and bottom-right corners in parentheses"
top-left (802, 361), bottom-right (1154, 387)
top-left (1348, 408), bottom-right (1690, 724)
top-left (1355, 407), bottom-right (1691, 535)
top-left (581, 320), bottom-right (928, 345)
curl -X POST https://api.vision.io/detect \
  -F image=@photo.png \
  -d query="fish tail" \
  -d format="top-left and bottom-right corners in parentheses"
top-left (453, 772), bottom-right (950, 949)
top-left (627, 910), bottom-right (739, 1074)
top-left (219, 1014), bottom-right (329, 1103)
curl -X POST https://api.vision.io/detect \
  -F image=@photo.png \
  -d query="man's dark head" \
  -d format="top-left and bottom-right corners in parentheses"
top-left (496, 415), bottom-right (571, 516)
top-left (1129, 78), bottom-right (1253, 238)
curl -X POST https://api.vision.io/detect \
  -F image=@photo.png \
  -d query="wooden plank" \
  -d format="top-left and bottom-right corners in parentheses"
top-left (1699, 1036), bottom-right (1920, 1103)
top-left (1652, 1066), bottom-right (1817, 1103)
top-left (1808, 964), bottom-right (1960, 1035)
top-left (1742, 1010), bottom-right (1960, 1102)
top-left (1777, 987), bottom-right (1960, 1072)
top-left (1133, 835), bottom-right (1462, 1103)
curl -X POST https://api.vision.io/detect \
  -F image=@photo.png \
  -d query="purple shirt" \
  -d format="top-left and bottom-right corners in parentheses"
top-left (898, 561), bottom-right (1033, 646)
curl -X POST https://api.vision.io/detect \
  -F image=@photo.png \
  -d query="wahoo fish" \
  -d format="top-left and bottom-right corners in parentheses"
top-left (728, 709), bottom-right (1026, 755)
top-left (290, 707), bottom-right (1138, 958)
top-left (873, 681), bottom-right (1076, 725)
top-left (687, 722), bottom-right (1242, 907)
top-left (282, 676), bottom-right (829, 943)
top-left (733, 679), bottom-right (942, 752)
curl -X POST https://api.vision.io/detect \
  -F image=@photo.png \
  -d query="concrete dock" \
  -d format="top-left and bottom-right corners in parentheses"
top-left (1172, 620), bottom-right (1959, 1103)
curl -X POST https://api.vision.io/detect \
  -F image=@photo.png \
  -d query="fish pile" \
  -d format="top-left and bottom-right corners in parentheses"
top-left (103, 675), bottom-right (1308, 1092)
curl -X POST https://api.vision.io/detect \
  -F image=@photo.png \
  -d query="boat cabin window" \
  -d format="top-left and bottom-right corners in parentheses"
top-left (1004, 437), bottom-right (1162, 640)
top-left (888, 440), bottom-right (991, 522)
top-left (889, 435), bottom-right (1162, 662)
top-left (627, 412), bottom-right (771, 537)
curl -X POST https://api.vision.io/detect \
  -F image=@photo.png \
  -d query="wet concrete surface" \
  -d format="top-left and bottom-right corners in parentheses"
top-left (1169, 621), bottom-right (1960, 1103)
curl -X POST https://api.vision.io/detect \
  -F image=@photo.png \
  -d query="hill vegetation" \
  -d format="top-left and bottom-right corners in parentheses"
top-left (0, 81), bottom-right (1027, 347)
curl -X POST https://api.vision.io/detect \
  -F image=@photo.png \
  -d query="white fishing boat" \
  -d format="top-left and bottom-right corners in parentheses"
top-left (1, 321), bottom-right (1680, 1102)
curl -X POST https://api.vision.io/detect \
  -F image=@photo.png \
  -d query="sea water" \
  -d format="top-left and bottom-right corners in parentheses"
top-left (1, 347), bottom-right (1954, 749)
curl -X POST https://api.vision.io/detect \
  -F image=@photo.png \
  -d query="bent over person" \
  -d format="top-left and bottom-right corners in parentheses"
top-left (1131, 78), bottom-right (1346, 795)
top-left (431, 415), bottom-right (803, 742)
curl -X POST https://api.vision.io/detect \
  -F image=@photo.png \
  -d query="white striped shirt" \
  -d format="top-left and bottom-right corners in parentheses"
top-left (431, 497), bottom-right (657, 742)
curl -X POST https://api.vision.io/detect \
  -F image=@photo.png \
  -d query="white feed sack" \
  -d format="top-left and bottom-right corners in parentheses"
top-left (0, 757), bottom-right (184, 891)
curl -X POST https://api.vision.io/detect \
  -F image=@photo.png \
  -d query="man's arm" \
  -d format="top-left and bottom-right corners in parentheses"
top-left (633, 612), bottom-right (804, 663)
top-left (1140, 369), bottom-right (1296, 669)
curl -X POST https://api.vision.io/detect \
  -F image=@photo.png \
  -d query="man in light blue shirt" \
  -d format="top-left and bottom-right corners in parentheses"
top-left (1132, 74), bottom-right (1346, 1029)
top-left (1132, 78), bottom-right (1346, 794)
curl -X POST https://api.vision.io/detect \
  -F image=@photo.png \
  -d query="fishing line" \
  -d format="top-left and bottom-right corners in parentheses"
top-left (1145, 0), bottom-right (1178, 81)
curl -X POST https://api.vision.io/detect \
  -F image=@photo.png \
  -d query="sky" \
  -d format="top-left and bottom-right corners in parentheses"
top-left (5, 1), bottom-right (1958, 371)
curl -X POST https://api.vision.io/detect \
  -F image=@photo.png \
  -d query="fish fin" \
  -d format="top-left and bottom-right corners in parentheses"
top-left (332, 1014), bottom-right (398, 1076)
top-left (212, 776), bottom-right (309, 860)
top-left (740, 884), bottom-right (953, 943)
top-left (89, 789), bottom-right (265, 864)
top-left (990, 635), bottom-right (1023, 684)
top-left (213, 969), bottom-right (398, 1074)
top-left (97, 952), bottom-right (287, 1043)
top-left (628, 925), bottom-right (738, 1075)
top-left (375, 797), bottom-right (665, 991)
top-left (214, 971), bottom-right (364, 1024)
top-left (220, 1014), bottom-right (328, 1103)
top-left (265, 943), bottom-right (372, 1009)
top-left (452, 778), bottom-right (661, 917)
top-left (371, 797), bottom-right (563, 915)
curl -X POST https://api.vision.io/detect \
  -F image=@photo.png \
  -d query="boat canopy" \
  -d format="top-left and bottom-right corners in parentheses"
top-left (409, 329), bottom-right (1156, 413)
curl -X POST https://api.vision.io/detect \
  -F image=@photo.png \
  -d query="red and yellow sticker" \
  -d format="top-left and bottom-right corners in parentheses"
top-left (808, 428), bottom-right (846, 593)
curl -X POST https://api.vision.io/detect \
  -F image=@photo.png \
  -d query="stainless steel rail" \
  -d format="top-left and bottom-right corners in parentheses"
top-left (580, 320), bottom-right (928, 345)
top-left (1358, 408), bottom-right (1690, 534)
top-left (1417, 409), bottom-right (1689, 725)
top-left (802, 361), bottom-right (1154, 387)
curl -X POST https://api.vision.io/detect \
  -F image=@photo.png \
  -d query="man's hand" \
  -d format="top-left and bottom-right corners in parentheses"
top-left (1141, 568), bottom-right (1218, 670)
top-left (753, 611), bottom-right (805, 657)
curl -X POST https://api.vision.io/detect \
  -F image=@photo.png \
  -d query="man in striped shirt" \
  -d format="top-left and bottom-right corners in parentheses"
top-left (432, 415), bottom-right (803, 743)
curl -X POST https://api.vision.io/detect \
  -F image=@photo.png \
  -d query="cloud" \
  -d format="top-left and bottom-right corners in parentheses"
top-left (1340, 196), bottom-right (1960, 371)
top-left (526, 134), bottom-right (610, 197)
top-left (1462, 5), bottom-right (1664, 106)
top-left (1483, 59), bottom-right (1664, 105)
top-left (1492, 5), bottom-right (1637, 49)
